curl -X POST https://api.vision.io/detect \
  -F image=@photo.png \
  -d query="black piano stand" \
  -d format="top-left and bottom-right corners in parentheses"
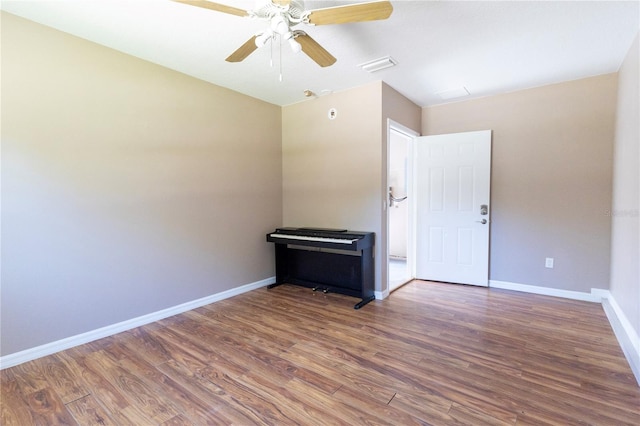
top-left (354, 295), bottom-right (376, 309)
top-left (309, 285), bottom-right (375, 309)
top-left (268, 282), bottom-right (375, 309)
top-left (268, 243), bottom-right (375, 310)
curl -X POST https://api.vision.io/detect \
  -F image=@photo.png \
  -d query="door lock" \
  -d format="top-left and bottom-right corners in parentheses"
top-left (480, 204), bottom-right (488, 215)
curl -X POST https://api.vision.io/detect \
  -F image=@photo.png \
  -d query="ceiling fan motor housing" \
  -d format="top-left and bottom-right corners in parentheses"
top-left (253, 0), bottom-right (305, 23)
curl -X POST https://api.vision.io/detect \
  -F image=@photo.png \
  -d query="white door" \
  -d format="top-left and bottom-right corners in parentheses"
top-left (415, 130), bottom-right (492, 286)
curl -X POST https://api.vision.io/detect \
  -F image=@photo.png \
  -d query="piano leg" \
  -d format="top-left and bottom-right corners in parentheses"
top-left (354, 295), bottom-right (375, 310)
top-left (268, 244), bottom-right (288, 289)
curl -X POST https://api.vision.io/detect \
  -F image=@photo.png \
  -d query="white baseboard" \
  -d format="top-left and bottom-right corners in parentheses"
top-left (489, 280), bottom-right (605, 302)
top-left (0, 277), bottom-right (275, 370)
top-left (601, 294), bottom-right (640, 386)
top-left (375, 289), bottom-right (389, 300)
top-left (490, 279), bottom-right (640, 386)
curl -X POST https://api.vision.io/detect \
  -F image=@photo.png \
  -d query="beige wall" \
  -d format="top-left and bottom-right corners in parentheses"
top-left (282, 82), bottom-right (381, 229)
top-left (282, 82), bottom-right (383, 290)
top-left (610, 34), bottom-right (639, 340)
top-left (423, 74), bottom-right (618, 293)
top-left (1, 13), bottom-right (282, 356)
top-left (282, 82), bottom-right (420, 294)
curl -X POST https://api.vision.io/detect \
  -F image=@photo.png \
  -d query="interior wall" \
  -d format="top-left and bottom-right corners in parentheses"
top-left (1, 13), bottom-right (283, 356)
top-left (281, 82), bottom-right (383, 290)
top-left (422, 74), bottom-right (617, 293)
top-left (281, 82), bottom-right (421, 295)
top-left (610, 33), bottom-right (639, 339)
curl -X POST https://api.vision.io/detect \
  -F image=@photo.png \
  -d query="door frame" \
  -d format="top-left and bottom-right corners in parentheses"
top-left (385, 120), bottom-right (420, 296)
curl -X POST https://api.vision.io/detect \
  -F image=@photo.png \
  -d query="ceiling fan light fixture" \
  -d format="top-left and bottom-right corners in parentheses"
top-left (255, 31), bottom-right (272, 48)
top-left (289, 37), bottom-right (302, 53)
top-left (271, 14), bottom-right (290, 35)
top-left (283, 31), bottom-right (302, 53)
top-left (359, 56), bottom-right (397, 73)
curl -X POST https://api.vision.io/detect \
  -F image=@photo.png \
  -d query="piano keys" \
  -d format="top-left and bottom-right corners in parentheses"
top-left (267, 233), bottom-right (358, 245)
top-left (266, 227), bottom-right (375, 309)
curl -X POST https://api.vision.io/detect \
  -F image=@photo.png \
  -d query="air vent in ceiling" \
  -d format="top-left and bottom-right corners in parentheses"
top-left (358, 56), bottom-right (397, 73)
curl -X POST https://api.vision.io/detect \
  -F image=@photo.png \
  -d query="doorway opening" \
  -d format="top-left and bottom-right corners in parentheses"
top-left (387, 122), bottom-right (419, 292)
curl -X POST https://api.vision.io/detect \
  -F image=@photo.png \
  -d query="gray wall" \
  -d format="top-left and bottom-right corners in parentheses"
top-left (610, 33), bottom-right (639, 340)
top-left (422, 74), bottom-right (618, 293)
top-left (1, 13), bottom-right (283, 356)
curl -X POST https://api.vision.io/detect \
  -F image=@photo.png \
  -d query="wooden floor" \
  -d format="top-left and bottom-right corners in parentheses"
top-left (2, 281), bottom-right (639, 425)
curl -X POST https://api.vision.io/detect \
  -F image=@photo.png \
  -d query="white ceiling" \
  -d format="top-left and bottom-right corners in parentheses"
top-left (2, 0), bottom-right (639, 107)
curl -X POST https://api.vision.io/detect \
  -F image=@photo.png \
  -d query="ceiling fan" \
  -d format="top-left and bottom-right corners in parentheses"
top-left (173, 0), bottom-right (393, 67)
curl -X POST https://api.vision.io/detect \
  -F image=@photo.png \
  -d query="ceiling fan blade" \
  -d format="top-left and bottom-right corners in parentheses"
top-left (226, 36), bottom-right (259, 62)
top-left (172, 0), bottom-right (249, 17)
top-left (306, 1), bottom-right (393, 25)
top-left (296, 33), bottom-right (337, 67)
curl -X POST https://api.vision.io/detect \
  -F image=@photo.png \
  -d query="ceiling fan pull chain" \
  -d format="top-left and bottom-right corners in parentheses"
top-left (279, 34), bottom-right (283, 82)
top-left (270, 37), bottom-right (274, 68)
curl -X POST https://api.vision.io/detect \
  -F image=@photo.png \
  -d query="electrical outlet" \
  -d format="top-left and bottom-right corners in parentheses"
top-left (545, 257), bottom-right (554, 268)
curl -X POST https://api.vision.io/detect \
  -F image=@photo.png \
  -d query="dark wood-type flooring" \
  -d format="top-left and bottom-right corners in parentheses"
top-left (2, 280), bottom-right (639, 425)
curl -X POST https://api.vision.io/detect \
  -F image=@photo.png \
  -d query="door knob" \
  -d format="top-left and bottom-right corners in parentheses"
top-left (476, 219), bottom-right (487, 224)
